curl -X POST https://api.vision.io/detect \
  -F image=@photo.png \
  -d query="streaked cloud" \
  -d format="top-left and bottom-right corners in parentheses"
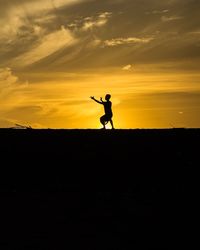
top-left (0, 68), bottom-right (28, 103)
top-left (0, 67), bottom-right (27, 101)
top-left (0, 0), bottom-right (86, 40)
top-left (146, 9), bottom-right (169, 14)
top-left (67, 12), bottom-right (112, 31)
top-left (0, 67), bottom-right (18, 89)
top-left (161, 15), bottom-right (183, 22)
top-left (122, 64), bottom-right (132, 71)
top-left (188, 30), bottom-right (200, 35)
top-left (12, 26), bottom-right (77, 67)
top-left (104, 37), bottom-right (154, 47)
top-left (0, 67), bottom-right (28, 125)
top-left (1, 0), bottom-right (199, 70)
top-left (82, 12), bottom-right (112, 31)
top-left (0, 0), bottom-right (91, 65)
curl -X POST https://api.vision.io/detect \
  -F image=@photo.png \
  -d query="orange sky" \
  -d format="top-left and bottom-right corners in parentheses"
top-left (0, 0), bottom-right (200, 128)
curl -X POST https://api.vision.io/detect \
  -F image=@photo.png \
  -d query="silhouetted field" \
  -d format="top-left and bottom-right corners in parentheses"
top-left (0, 128), bottom-right (199, 249)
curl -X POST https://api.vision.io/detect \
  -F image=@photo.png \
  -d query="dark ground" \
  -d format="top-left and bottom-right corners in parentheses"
top-left (0, 128), bottom-right (199, 249)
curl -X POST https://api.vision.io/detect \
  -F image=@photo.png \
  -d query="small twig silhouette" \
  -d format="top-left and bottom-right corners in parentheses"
top-left (13, 123), bottom-right (33, 129)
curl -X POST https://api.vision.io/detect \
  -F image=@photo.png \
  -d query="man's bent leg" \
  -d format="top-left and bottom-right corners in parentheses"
top-left (100, 116), bottom-right (106, 129)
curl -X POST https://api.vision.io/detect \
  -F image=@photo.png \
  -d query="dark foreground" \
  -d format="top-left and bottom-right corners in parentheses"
top-left (0, 128), bottom-right (199, 249)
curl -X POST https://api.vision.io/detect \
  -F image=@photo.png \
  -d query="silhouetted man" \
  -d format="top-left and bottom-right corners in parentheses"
top-left (90, 94), bottom-right (114, 129)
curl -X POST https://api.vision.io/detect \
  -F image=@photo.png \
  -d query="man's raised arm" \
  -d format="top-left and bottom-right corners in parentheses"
top-left (90, 96), bottom-right (103, 104)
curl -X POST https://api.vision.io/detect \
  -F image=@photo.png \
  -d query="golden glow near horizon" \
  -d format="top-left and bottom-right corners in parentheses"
top-left (0, 0), bottom-right (200, 128)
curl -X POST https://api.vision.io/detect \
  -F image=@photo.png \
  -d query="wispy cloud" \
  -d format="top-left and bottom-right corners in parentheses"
top-left (83, 12), bottom-right (112, 31)
top-left (17, 0), bottom-right (86, 16)
top-left (12, 26), bottom-right (77, 67)
top-left (0, 7), bottom-right (112, 67)
top-left (0, 0), bottom-right (199, 72)
top-left (122, 64), bottom-right (132, 71)
top-left (68, 12), bottom-right (112, 31)
top-left (0, 0), bottom-right (85, 39)
top-left (146, 9), bottom-right (169, 14)
top-left (0, 67), bottom-right (18, 89)
top-left (188, 30), bottom-right (200, 35)
top-left (0, 67), bottom-right (28, 118)
top-left (0, 67), bottom-right (27, 97)
top-left (104, 37), bottom-right (154, 47)
top-left (161, 15), bottom-right (183, 22)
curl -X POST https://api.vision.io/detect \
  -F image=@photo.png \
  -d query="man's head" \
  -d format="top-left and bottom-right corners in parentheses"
top-left (105, 94), bottom-right (111, 100)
